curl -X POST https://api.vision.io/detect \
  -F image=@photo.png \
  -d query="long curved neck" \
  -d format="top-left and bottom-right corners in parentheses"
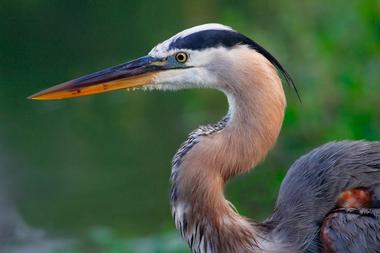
top-left (171, 50), bottom-right (286, 253)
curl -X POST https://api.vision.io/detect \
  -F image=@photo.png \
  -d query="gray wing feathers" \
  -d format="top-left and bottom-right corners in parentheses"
top-left (267, 141), bottom-right (380, 252)
top-left (322, 208), bottom-right (380, 253)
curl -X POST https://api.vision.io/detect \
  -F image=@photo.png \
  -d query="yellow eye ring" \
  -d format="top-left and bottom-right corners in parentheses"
top-left (175, 52), bottom-right (188, 63)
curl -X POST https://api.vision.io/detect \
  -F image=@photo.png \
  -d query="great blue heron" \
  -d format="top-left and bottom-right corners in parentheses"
top-left (29, 24), bottom-right (380, 253)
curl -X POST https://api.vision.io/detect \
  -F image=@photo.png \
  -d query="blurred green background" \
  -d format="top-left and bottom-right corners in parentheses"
top-left (1, 0), bottom-right (380, 252)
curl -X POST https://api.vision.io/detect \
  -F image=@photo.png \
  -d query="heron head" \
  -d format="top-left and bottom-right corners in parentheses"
top-left (29, 23), bottom-right (296, 100)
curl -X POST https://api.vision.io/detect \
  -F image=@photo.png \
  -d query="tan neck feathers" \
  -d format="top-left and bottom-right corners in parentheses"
top-left (200, 48), bottom-right (286, 178)
top-left (173, 47), bottom-right (286, 252)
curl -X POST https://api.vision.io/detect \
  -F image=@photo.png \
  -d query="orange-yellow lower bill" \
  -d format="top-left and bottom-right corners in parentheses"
top-left (29, 72), bottom-right (157, 100)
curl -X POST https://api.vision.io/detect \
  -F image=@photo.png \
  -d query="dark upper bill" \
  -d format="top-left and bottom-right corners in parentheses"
top-left (28, 56), bottom-right (167, 100)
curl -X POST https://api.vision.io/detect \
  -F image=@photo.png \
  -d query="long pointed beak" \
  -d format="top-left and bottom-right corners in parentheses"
top-left (28, 56), bottom-right (167, 100)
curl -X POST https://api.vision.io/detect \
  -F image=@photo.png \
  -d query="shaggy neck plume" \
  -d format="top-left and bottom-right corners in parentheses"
top-left (170, 49), bottom-right (286, 253)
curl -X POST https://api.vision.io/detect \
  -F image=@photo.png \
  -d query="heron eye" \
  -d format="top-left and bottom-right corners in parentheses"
top-left (175, 52), bottom-right (188, 63)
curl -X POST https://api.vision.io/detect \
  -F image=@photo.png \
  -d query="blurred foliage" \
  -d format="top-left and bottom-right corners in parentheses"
top-left (63, 228), bottom-right (186, 253)
top-left (1, 0), bottom-right (380, 252)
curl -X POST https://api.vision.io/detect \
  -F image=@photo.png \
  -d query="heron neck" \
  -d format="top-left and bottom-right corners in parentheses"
top-left (171, 51), bottom-right (286, 252)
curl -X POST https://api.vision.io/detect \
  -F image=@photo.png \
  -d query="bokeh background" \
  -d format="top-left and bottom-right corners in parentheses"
top-left (1, 0), bottom-right (380, 252)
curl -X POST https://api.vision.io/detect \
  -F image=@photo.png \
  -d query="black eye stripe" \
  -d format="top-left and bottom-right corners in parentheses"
top-left (169, 30), bottom-right (250, 51)
top-left (167, 29), bottom-right (300, 101)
